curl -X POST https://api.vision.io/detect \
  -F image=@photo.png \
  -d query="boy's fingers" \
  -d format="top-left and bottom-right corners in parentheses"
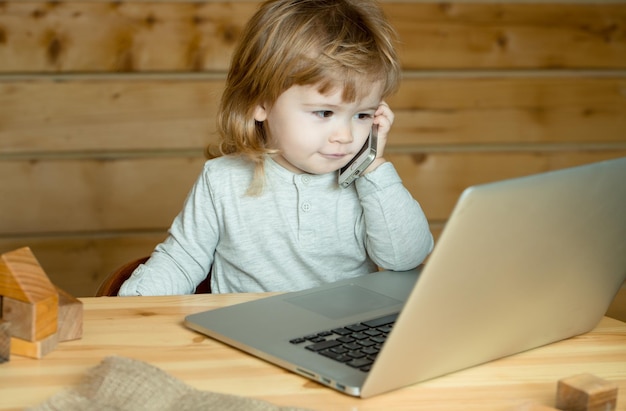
top-left (375, 102), bottom-right (394, 124)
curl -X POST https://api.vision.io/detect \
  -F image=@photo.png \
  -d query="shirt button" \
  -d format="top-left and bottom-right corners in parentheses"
top-left (301, 202), bottom-right (312, 212)
top-left (301, 175), bottom-right (311, 184)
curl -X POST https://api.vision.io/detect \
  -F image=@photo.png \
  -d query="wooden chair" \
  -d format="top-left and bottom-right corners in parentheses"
top-left (96, 256), bottom-right (211, 296)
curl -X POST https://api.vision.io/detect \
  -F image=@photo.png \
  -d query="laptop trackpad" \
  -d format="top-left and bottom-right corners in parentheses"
top-left (286, 285), bottom-right (401, 319)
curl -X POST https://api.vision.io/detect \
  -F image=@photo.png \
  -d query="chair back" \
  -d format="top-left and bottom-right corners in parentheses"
top-left (96, 256), bottom-right (211, 296)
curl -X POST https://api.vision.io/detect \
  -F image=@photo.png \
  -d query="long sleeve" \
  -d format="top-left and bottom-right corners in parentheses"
top-left (355, 162), bottom-right (434, 270)
top-left (119, 155), bottom-right (433, 296)
top-left (118, 164), bottom-right (222, 296)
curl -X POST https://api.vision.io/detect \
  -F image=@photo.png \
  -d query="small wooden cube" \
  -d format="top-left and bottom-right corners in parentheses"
top-left (0, 319), bottom-right (10, 363)
top-left (556, 373), bottom-right (618, 411)
top-left (1, 295), bottom-right (58, 341)
top-left (56, 286), bottom-right (83, 342)
top-left (10, 332), bottom-right (58, 359)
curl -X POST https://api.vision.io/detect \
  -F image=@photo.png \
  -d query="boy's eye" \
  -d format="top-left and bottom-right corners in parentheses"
top-left (314, 110), bottom-right (334, 118)
top-left (356, 113), bottom-right (374, 120)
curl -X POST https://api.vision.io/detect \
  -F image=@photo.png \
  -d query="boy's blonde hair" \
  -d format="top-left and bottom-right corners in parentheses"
top-left (213, 0), bottom-right (401, 193)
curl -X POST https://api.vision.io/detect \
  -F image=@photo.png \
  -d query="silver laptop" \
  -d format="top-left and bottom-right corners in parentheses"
top-left (184, 157), bottom-right (626, 398)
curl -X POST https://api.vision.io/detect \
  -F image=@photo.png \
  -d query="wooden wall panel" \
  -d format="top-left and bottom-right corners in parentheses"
top-left (389, 2), bottom-right (626, 69)
top-left (0, 78), bottom-right (223, 153)
top-left (2, 75), bottom-right (625, 154)
top-left (0, 157), bottom-right (205, 233)
top-left (1, 0), bottom-right (625, 297)
top-left (390, 75), bottom-right (626, 146)
top-left (390, 150), bottom-right (626, 220)
top-left (0, 2), bottom-right (258, 72)
top-left (0, 234), bottom-right (166, 297)
top-left (1, 2), bottom-right (624, 73)
top-left (2, 151), bottom-right (624, 236)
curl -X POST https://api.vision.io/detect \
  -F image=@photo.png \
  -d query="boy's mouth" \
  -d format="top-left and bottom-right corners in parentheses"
top-left (320, 152), bottom-right (350, 160)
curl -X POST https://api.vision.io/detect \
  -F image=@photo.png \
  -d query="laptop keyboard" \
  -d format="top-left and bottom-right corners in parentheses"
top-left (288, 312), bottom-right (398, 372)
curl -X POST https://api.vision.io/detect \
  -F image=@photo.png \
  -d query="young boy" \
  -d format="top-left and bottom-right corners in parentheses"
top-left (119, 0), bottom-right (433, 296)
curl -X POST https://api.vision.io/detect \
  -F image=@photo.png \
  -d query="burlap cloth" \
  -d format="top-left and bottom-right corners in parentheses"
top-left (28, 356), bottom-right (313, 411)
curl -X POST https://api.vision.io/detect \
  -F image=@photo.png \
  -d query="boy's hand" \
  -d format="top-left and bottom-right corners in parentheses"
top-left (364, 101), bottom-right (394, 174)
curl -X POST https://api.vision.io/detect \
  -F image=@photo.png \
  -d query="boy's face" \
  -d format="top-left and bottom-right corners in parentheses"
top-left (254, 83), bottom-right (383, 176)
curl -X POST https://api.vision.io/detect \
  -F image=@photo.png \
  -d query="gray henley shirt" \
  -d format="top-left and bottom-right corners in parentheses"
top-left (119, 155), bottom-right (433, 295)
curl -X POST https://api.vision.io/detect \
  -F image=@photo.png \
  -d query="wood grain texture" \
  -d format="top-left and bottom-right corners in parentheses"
top-left (0, 2), bottom-right (257, 73)
top-left (1, 151), bottom-right (624, 236)
top-left (0, 248), bottom-right (59, 341)
top-left (0, 157), bottom-right (205, 233)
top-left (56, 287), bottom-right (83, 342)
top-left (1, 75), bottom-right (625, 154)
top-left (389, 75), bottom-right (626, 146)
top-left (1, 296), bottom-right (57, 341)
top-left (389, 150), bottom-right (626, 220)
top-left (0, 247), bottom-right (58, 303)
top-left (0, 78), bottom-right (223, 154)
top-left (10, 332), bottom-right (58, 359)
top-left (0, 235), bottom-right (166, 297)
top-left (0, 295), bottom-right (625, 410)
top-left (0, 2), bottom-right (624, 72)
top-left (556, 373), bottom-right (618, 411)
top-left (390, 2), bottom-right (626, 69)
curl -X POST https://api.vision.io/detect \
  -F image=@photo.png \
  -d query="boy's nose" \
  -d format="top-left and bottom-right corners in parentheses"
top-left (330, 125), bottom-right (354, 144)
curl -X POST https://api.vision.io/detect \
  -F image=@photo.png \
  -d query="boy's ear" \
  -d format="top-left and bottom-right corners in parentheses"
top-left (253, 104), bottom-right (267, 122)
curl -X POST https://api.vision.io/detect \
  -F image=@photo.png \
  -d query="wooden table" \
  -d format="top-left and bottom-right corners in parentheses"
top-left (1, 294), bottom-right (625, 411)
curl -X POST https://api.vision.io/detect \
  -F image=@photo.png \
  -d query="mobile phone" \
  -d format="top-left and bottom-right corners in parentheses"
top-left (338, 124), bottom-right (378, 188)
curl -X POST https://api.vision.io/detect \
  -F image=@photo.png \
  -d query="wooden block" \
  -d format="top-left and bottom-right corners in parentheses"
top-left (556, 373), bottom-right (618, 411)
top-left (10, 332), bottom-right (58, 359)
top-left (0, 319), bottom-right (10, 363)
top-left (56, 286), bottom-right (83, 341)
top-left (0, 247), bottom-right (57, 301)
top-left (1, 295), bottom-right (58, 341)
top-left (0, 247), bottom-right (58, 340)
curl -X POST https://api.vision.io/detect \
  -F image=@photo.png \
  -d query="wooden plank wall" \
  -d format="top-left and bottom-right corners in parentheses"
top-left (1, 1), bottom-right (625, 298)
